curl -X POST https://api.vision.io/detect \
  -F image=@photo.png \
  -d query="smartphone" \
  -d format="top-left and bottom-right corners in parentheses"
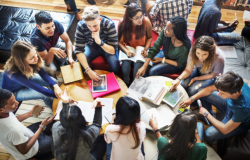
top-left (32, 105), bottom-right (43, 117)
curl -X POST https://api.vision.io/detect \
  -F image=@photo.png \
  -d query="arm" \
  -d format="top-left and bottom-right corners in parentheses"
top-left (38, 50), bottom-right (54, 66)
top-left (164, 59), bottom-right (178, 67)
top-left (188, 72), bottom-right (219, 87)
top-left (16, 105), bottom-right (43, 122)
top-left (149, 115), bottom-right (162, 139)
top-left (195, 129), bottom-right (201, 143)
top-left (92, 107), bottom-right (102, 126)
top-left (60, 32), bottom-right (74, 66)
top-left (144, 17), bottom-right (153, 51)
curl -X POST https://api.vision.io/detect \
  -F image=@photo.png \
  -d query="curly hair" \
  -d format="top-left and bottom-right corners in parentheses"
top-left (190, 36), bottom-right (217, 74)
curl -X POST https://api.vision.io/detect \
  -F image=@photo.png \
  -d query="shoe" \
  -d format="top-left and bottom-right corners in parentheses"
top-left (124, 1), bottom-right (130, 8)
top-left (67, 9), bottom-right (81, 13)
top-left (87, 0), bottom-right (96, 5)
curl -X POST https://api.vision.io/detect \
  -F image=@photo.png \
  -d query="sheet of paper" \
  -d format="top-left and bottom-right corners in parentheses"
top-left (243, 10), bottom-right (250, 21)
top-left (96, 98), bottom-right (113, 124)
top-left (104, 108), bottom-right (115, 124)
top-left (127, 77), bottom-right (152, 99)
top-left (217, 46), bottom-right (237, 58)
top-left (119, 46), bottom-right (136, 62)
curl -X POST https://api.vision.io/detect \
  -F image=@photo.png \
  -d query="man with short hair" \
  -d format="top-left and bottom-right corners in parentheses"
top-left (180, 71), bottom-right (250, 142)
top-left (146, 0), bottom-right (193, 34)
top-left (75, 6), bottom-right (120, 81)
top-left (0, 89), bottom-right (56, 160)
top-left (30, 11), bottom-right (74, 77)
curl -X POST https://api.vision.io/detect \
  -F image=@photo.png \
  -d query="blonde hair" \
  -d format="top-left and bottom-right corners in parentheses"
top-left (4, 40), bottom-right (43, 78)
top-left (190, 36), bottom-right (217, 74)
top-left (81, 6), bottom-right (100, 21)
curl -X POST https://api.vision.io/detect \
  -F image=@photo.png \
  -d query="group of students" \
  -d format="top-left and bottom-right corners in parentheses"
top-left (0, 0), bottom-right (250, 160)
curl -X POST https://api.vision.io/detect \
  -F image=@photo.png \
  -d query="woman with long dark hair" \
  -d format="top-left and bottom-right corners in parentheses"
top-left (149, 109), bottom-right (207, 160)
top-left (136, 16), bottom-right (191, 78)
top-left (52, 88), bottom-right (106, 160)
top-left (104, 96), bottom-right (146, 160)
top-left (118, 3), bottom-right (152, 86)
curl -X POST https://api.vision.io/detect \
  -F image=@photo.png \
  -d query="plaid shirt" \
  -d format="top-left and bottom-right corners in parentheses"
top-left (150, 0), bottom-right (193, 34)
top-left (75, 16), bottom-right (118, 54)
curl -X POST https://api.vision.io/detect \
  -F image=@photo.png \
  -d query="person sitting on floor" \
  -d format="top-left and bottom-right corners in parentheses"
top-left (118, 3), bottom-right (152, 86)
top-left (104, 96), bottom-right (146, 160)
top-left (52, 88), bottom-right (106, 160)
top-left (75, 6), bottom-right (120, 81)
top-left (146, 0), bottom-right (193, 34)
top-left (135, 16), bottom-right (191, 78)
top-left (194, 0), bottom-right (241, 45)
top-left (171, 36), bottom-right (225, 109)
top-left (180, 71), bottom-right (250, 142)
top-left (30, 11), bottom-right (75, 77)
top-left (64, 0), bottom-right (82, 20)
top-left (2, 40), bottom-right (62, 110)
top-left (0, 89), bottom-right (56, 160)
top-left (149, 109), bottom-right (207, 160)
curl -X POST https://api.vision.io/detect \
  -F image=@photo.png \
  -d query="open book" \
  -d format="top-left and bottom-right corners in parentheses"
top-left (60, 62), bottom-right (84, 84)
top-left (55, 98), bottom-right (113, 124)
top-left (119, 46), bottom-right (153, 66)
top-left (163, 87), bottom-right (184, 108)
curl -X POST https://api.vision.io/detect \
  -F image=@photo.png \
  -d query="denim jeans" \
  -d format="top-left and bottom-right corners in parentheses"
top-left (106, 142), bottom-right (145, 160)
top-left (13, 73), bottom-right (56, 109)
top-left (83, 43), bottom-right (120, 75)
top-left (199, 90), bottom-right (247, 142)
top-left (90, 134), bottom-right (107, 160)
top-left (181, 68), bottom-right (216, 107)
top-left (197, 122), bottom-right (205, 142)
top-left (64, 0), bottom-right (78, 14)
top-left (213, 24), bottom-right (241, 45)
top-left (122, 60), bottom-right (143, 86)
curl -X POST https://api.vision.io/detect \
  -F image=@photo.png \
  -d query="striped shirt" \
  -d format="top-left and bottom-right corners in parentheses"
top-left (75, 16), bottom-right (118, 54)
top-left (150, 0), bottom-right (193, 34)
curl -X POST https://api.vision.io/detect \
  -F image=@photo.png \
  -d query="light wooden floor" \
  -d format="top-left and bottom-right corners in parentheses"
top-left (0, 0), bottom-right (246, 159)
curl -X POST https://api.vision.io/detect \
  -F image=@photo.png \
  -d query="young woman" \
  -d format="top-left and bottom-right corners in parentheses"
top-left (52, 88), bottom-right (106, 160)
top-left (2, 40), bottom-right (62, 109)
top-left (118, 3), bottom-right (152, 86)
top-left (171, 36), bottom-right (225, 109)
top-left (105, 96), bottom-right (146, 160)
top-left (136, 16), bottom-right (191, 78)
top-left (149, 109), bottom-right (207, 160)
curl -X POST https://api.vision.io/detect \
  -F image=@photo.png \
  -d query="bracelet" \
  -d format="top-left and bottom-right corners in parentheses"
top-left (177, 77), bottom-right (182, 81)
top-left (190, 97), bottom-right (195, 102)
top-left (39, 124), bottom-right (46, 131)
top-left (153, 129), bottom-right (159, 134)
top-left (84, 67), bottom-right (91, 73)
top-left (162, 57), bottom-right (166, 63)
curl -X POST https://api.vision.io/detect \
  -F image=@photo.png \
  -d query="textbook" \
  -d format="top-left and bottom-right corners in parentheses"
top-left (60, 62), bottom-right (84, 84)
top-left (55, 98), bottom-right (113, 124)
top-left (163, 88), bottom-right (184, 108)
top-left (119, 46), bottom-right (153, 66)
top-left (127, 77), bottom-right (168, 105)
top-left (87, 72), bottom-right (121, 99)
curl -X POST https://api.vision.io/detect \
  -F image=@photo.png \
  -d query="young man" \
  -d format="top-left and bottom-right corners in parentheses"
top-left (0, 89), bottom-right (56, 160)
top-left (194, 0), bottom-right (241, 45)
top-left (146, 0), bottom-right (193, 34)
top-left (75, 6), bottom-right (120, 81)
top-left (30, 11), bottom-right (74, 77)
top-left (180, 71), bottom-right (250, 142)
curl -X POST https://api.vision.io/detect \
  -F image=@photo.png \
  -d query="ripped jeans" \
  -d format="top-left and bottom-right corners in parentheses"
top-left (181, 68), bottom-right (216, 113)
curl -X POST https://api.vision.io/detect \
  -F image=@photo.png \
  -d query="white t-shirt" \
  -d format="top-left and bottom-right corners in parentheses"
top-left (104, 121), bottom-right (146, 160)
top-left (0, 112), bottom-right (39, 160)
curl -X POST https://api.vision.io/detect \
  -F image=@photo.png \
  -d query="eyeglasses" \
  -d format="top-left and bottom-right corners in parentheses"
top-left (132, 15), bottom-right (144, 21)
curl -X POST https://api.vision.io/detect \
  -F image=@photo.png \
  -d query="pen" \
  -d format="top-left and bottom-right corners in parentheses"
top-left (197, 99), bottom-right (210, 126)
top-left (235, 13), bottom-right (237, 20)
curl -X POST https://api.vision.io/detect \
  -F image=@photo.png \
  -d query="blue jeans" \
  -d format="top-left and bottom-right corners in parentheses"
top-left (197, 122), bottom-right (205, 142)
top-left (199, 90), bottom-right (247, 142)
top-left (122, 60), bottom-right (143, 86)
top-left (64, 0), bottom-right (78, 14)
top-left (84, 43), bottom-right (120, 75)
top-left (213, 24), bottom-right (241, 45)
top-left (106, 142), bottom-right (145, 160)
top-left (13, 73), bottom-right (56, 109)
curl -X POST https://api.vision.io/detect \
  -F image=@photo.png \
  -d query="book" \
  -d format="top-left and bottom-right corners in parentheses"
top-left (55, 98), bottom-right (113, 124)
top-left (119, 46), bottom-right (153, 66)
top-left (127, 77), bottom-right (168, 105)
top-left (87, 72), bottom-right (121, 99)
top-left (60, 62), bottom-right (84, 84)
top-left (163, 88), bottom-right (184, 108)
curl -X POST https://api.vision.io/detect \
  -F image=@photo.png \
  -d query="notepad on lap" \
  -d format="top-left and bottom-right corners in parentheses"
top-left (60, 62), bottom-right (84, 84)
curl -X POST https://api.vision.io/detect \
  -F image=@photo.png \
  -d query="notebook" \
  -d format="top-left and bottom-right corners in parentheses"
top-left (60, 62), bottom-right (84, 84)
top-left (87, 72), bottom-right (121, 99)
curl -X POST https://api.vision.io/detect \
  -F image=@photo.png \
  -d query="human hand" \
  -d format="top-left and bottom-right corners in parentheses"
top-left (53, 84), bottom-right (63, 99)
top-left (126, 50), bottom-right (135, 57)
top-left (92, 100), bottom-right (104, 108)
top-left (29, 105), bottom-right (45, 117)
top-left (229, 20), bottom-right (239, 28)
top-left (171, 79), bottom-right (181, 91)
top-left (188, 77), bottom-right (198, 86)
top-left (88, 70), bottom-right (101, 81)
top-left (149, 114), bottom-right (158, 130)
top-left (152, 57), bottom-right (162, 64)
top-left (199, 106), bottom-right (208, 116)
top-left (92, 28), bottom-right (101, 45)
top-left (68, 57), bottom-right (75, 68)
top-left (179, 98), bottom-right (193, 108)
top-left (49, 47), bottom-right (66, 58)
top-left (141, 49), bottom-right (147, 58)
top-left (135, 66), bottom-right (147, 79)
top-left (41, 114), bottom-right (56, 126)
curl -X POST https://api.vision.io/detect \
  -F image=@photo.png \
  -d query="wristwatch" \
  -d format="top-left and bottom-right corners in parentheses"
top-left (203, 111), bottom-right (209, 117)
top-left (98, 40), bottom-right (104, 46)
top-left (39, 124), bottom-right (46, 131)
top-left (153, 129), bottom-right (159, 134)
